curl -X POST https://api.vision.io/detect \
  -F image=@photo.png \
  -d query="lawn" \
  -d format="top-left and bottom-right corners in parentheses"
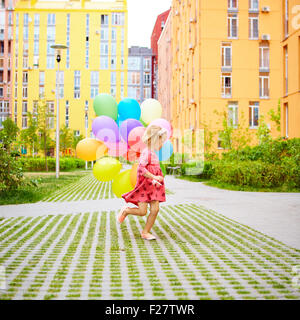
top-left (0, 171), bottom-right (89, 205)
top-left (177, 176), bottom-right (300, 193)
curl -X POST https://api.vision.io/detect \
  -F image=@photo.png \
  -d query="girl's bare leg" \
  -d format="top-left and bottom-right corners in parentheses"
top-left (124, 202), bottom-right (148, 217)
top-left (142, 201), bottom-right (159, 234)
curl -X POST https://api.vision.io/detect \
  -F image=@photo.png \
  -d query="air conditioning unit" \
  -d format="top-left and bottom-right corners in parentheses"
top-left (262, 34), bottom-right (271, 40)
top-left (95, 30), bottom-right (100, 35)
top-left (28, 66), bottom-right (32, 70)
top-left (262, 6), bottom-right (270, 13)
top-left (175, 10), bottom-right (179, 16)
top-left (190, 17), bottom-right (196, 23)
top-left (190, 99), bottom-right (195, 104)
top-left (189, 43), bottom-right (194, 50)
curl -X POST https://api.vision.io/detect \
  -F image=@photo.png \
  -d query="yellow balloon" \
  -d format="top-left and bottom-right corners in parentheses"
top-left (141, 99), bottom-right (162, 124)
top-left (76, 138), bottom-right (106, 161)
top-left (93, 157), bottom-right (122, 182)
top-left (130, 163), bottom-right (138, 187)
top-left (112, 169), bottom-right (134, 198)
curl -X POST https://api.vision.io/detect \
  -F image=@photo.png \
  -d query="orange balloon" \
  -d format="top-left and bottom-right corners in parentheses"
top-left (125, 150), bottom-right (140, 162)
top-left (130, 163), bottom-right (138, 187)
top-left (76, 138), bottom-right (106, 161)
top-left (96, 143), bottom-right (108, 159)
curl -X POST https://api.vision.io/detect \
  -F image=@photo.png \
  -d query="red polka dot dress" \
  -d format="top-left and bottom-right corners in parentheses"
top-left (122, 148), bottom-right (166, 206)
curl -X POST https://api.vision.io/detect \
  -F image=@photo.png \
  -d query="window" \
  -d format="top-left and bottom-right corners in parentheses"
top-left (39, 71), bottom-right (45, 85)
top-left (259, 75), bottom-right (269, 98)
top-left (74, 130), bottom-right (80, 137)
top-left (249, 102), bottom-right (259, 128)
top-left (228, 13), bottom-right (238, 38)
top-left (23, 57), bottom-right (28, 69)
top-left (101, 43), bottom-right (109, 55)
top-left (56, 71), bottom-right (64, 98)
top-left (144, 58), bottom-right (151, 70)
top-left (90, 71), bottom-right (99, 98)
top-left (259, 45), bottom-right (269, 70)
top-left (22, 115), bottom-right (28, 128)
top-left (284, 0), bottom-right (289, 37)
top-left (22, 72), bottom-right (28, 84)
top-left (228, 0), bottom-right (238, 10)
top-left (101, 28), bottom-right (108, 41)
top-left (74, 71), bottom-right (80, 99)
top-left (47, 14), bottom-right (55, 26)
top-left (34, 14), bottom-right (40, 26)
top-left (222, 73), bottom-right (232, 98)
top-left (249, 14), bottom-right (259, 39)
top-left (111, 86), bottom-right (116, 98)
top-left (111, 28), bottom-right (117, 41)
top-left (121, 72), bottom-right (124, 86)
top-left (144, 72), bottom-right (151, 85)
top-left (22, 87), bottom-right (28, 98)
top-left (144, 87), bottom-right (151, 99)
top-left (222, 43), bottom-right (232, 68)
top-left (249, 0), bottom-right (259, 11)
top-left (22, 100), bottom-right (28, 114)
top-left (100, 56), bottom-right (109, 69)
top-left (228, 103), bottom-right (238, 127)
top-left (128, 57), bottom-right (141, 70)
top-left (65, 100), bottom-right (69, 127)
top-left (121, 28), bottom-right (125, 41)
top-left (111, 57), bottom-right (116, 69)
top-left (0, 87), bottom-right (3, 97)
top-left (111, 43), bottom-right (116, 55)
top-left (284, 46), bottom-right (288, 95)
top-left (46, 101), bottom-right (55, 129)
top-left (101, 14), bottom-right (108, 26)
top-left (128, 72), bottom-right (140, 85)
top-left (111, 72), bottom-right (116, 85)
top-left (112, 12), bottom-right (124, 26)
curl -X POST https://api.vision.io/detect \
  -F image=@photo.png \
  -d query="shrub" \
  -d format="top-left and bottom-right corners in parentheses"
top-left (212, 160), bottom-right (285, 188)
top-left (18, 157), bottom-right (85, 172)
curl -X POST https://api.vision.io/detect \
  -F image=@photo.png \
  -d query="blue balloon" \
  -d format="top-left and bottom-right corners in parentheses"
top-left (156, 140), bottom-right (174, 161)
top-left (116, 115), bottom-right (124, 127)
top-left (118, 98), bottom-right (141, 120)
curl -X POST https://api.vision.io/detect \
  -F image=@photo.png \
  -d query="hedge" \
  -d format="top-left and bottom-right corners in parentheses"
top-left (18, 157), bottom-right (86, 172)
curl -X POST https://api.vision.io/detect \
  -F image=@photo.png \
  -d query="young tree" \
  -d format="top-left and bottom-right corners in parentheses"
top-left (19, 112), bottom-right (38, 156)
top-left (72, 132), bottom-right (84, 158)
top-left (60, 125), bottom-right (73, 155)
top-left (36, 100), bottom-right (54, 171)
top-left (256, 115), bottom-right (271, 144)
top-left (268, 99), bottom-right (281, 135)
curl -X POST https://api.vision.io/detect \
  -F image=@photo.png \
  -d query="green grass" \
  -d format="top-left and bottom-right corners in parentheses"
top-left (177, 176), bottom-right (300, 193)
top-left (0, 172), bottom-right (88, 205)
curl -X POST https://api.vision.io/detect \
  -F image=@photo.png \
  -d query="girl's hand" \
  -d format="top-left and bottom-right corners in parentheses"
top-left (155, 175), bottom-right (164, 182)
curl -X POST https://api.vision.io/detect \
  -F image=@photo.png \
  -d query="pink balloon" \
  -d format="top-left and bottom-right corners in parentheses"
top-left (149, 118), bottom-right (172, 139)
top-left (128, 126), bottom-right (147, 153)
top-left (105, 140), bottom-right (128, 157)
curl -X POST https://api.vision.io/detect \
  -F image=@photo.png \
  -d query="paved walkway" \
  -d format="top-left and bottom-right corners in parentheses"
top-left (1, 176), bottom-right (299, 249)
top-left (0, 175), bottom-right (299, 300)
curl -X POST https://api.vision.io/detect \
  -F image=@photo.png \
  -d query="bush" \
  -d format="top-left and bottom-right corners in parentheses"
top-left (212, 160), bottom-right (285, 188)
top-left (18, 157), bottom-right (85, 172)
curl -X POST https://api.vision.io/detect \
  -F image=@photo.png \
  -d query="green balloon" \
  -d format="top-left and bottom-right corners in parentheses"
top-left (93, 94), bottom-right (118, 120)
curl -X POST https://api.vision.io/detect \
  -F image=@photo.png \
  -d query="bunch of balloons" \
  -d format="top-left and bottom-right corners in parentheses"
top-left (76, 93), bottom-right (173, 198)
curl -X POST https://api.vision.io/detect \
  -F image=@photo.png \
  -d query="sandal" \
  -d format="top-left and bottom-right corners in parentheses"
top-left (117, 206), bottom-right (128, 224)
top-left (141, 233), bottom-right (156, 240)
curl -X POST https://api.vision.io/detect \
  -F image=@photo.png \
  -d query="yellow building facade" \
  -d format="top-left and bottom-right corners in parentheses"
top-left (12, 0), bottom-right (128, 151)
top-left (171, 0), bottom-right (284, 152)
top-left (282, 0), bottom-right (300, 138)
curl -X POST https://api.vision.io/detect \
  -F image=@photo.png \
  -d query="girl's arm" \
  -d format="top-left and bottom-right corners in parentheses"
top-left (139, 150), bottom-right (163, 181)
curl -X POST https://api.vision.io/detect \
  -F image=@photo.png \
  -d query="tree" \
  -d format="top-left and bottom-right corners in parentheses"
top-left (72, 132), bottom-right (84, 157)
top-left (19, 112), bottom-right (38, 156)
top-left (36, 100), bottom-right (55, 171)
top-left (256, 115), bottom-right (271, 144)
top-left (60, 125), bottom-right (73, 155)
top-left (268, 99), bottom-right (281, 135)
top-left (0, 118), bottom-right (23, 191)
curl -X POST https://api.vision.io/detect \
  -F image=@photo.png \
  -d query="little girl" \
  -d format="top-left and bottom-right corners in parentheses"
top-left (117, 125), bottom-right (167, 240)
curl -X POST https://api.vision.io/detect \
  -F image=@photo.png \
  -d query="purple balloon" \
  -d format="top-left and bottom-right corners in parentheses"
top-left (92, 116), bottom-right (120, 143)
top-left (120, 119), bottom-right (143, 143)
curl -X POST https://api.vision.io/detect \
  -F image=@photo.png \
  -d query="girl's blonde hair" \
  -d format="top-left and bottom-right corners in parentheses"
top-left (142, 125), bottom-right (168, 148)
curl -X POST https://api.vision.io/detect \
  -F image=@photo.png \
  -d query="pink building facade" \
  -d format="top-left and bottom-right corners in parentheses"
top-left (157, 11), bottom-right (172, 123)
top-left (0, 0), bottom-right (16, 127)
